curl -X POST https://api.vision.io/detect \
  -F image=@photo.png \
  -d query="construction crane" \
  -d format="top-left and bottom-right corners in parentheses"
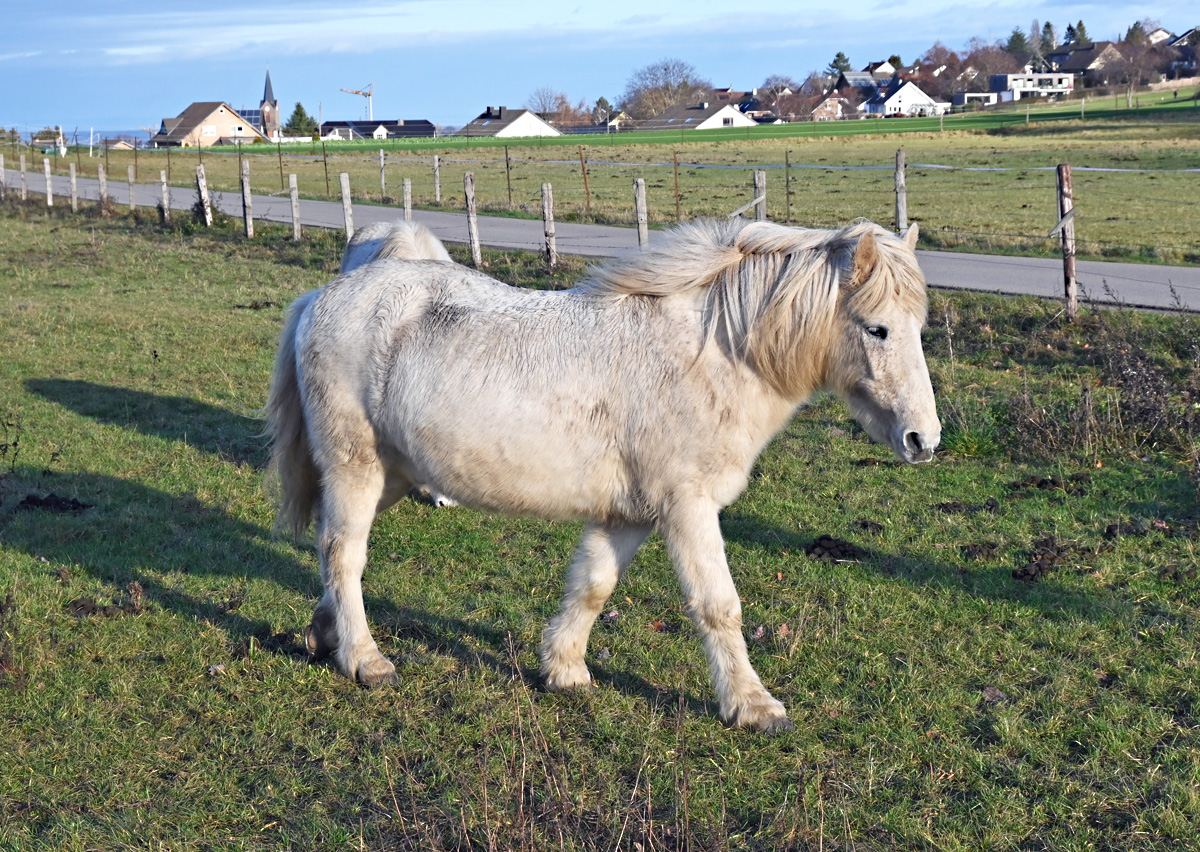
top-left (340, 83), bottom-right (374, 121)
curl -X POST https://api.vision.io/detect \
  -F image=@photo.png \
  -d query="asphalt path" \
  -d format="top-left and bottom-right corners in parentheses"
top-left (10, 165), bottom-right (1200, 311)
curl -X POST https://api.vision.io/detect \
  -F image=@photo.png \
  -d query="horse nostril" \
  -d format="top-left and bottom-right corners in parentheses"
top-left (905, 431), bottom-right (922, 453)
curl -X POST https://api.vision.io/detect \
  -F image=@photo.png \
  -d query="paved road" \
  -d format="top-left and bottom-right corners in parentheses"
top-left (10, 166), bottom-right (1200, 311)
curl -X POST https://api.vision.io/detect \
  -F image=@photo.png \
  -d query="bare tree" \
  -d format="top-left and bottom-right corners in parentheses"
top-left (1111, 25), bottom-right (1174, 107)
top-left (526, 86), bottom-right (566, 117)
top-left (618, 58), bottom-right (713, 119)
top-left (774, 73), bottom-right (827, 120)
top-left (962, 37), bottom-right (1021, 88)
top-left (759, 74), bottom-right (802, 114)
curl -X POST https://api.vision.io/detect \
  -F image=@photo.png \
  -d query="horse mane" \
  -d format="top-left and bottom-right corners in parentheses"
top-left (581, 219), bottom-right (928, 397)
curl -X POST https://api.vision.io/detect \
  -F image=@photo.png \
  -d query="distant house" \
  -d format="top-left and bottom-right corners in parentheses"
top-left (456, 106), bottom-right (560, 138)
top-left (833, 71), bottom-right (881, 99)
top-left (320, 119), bottom-right (436, 141)
top-left (951, 92), bottom-right (1000, 108)
top-left (861, 79), bottom-right (947, 117)
top-left (810, 93), bottom-right (856, 121)
top-left (989, 71), bottom-right (1075, 101)
top-left (863, 60), bottom-right (897, 82)
top-left (1146, 27), bottom-right (1174, 45)
top-left (151, 102), bottom-right (268, 147)
top-left (1044, 41), bottom-right (1126, 83)
top-left (638, 102), bottom-right (758, 131)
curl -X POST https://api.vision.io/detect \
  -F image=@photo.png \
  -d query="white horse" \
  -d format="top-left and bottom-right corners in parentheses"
top-left (265, 218), bottom-right (940, 733)
top-left (340, 222), bottom-right (457, 507)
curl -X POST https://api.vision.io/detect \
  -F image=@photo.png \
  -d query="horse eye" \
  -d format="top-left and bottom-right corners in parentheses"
top-left (866, 325), bottom-right (888, 340)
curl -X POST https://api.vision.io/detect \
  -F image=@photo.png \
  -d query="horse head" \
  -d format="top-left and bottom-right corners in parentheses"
top-left (830, 223), bottom-right (940, 464)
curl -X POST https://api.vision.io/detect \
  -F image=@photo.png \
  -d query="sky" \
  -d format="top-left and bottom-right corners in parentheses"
top-left (1, 0), bottom-right (1193, 138)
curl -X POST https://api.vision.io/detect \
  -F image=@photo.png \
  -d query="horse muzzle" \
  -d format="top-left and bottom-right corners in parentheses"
top-left (896, 426), bottom-right (939, 464)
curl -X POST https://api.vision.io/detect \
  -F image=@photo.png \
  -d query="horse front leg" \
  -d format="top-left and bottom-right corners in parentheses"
top-left (540, 522), bottom-right (650, 691)
top-left (306, 462), bottom-right (397, 687)
top-left (660, 493), bottom-right (793, 734)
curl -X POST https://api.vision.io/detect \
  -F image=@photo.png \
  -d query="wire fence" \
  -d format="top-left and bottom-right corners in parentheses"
top-left (5, 139), bottom-right (1200, 264)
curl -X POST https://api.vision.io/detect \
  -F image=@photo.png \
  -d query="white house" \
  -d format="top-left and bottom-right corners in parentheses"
top-left (456, 106), bottom-right (561, 138)
top-left (639, 102), bottom-right (758, 131)
top-left (861, 80), bottom-right (947, 117)
top-left (989, 72), bottom-right (1075, 101)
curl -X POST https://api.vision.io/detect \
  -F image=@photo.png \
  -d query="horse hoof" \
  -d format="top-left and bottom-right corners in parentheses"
top-left (303, 622), bottom-right (335, 660)
top-left (759, 716), bottom-right (795, 736)
top-left (356, 656), bottom-right (398, 688)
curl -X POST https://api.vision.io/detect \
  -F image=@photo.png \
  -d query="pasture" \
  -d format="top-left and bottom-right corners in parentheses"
top-left (1, 201), bottom-right (1198, 851)
top-left (34, 95), bottom-right (1200, 264)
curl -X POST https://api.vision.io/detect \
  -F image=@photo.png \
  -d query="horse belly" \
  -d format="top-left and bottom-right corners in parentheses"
top-left (413, 422), bottom-right (633, 520)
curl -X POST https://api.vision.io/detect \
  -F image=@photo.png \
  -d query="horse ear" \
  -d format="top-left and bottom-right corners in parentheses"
top-left (903, 223), bottom-right (919, 249)
top-left (850, 231), bottom-right (879, 287)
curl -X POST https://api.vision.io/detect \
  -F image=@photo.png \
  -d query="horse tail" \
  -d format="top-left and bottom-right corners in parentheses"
top-left (264, 290), bottom-right (320, 538)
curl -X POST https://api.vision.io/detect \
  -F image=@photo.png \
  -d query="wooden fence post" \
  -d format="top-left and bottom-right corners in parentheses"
top-left (20, 154), bottom-right (27, 201)
top-left (785, 149), bottom-right (792, 224)
top-left (289, 174), bottom-right (301, 241)
top-left (433, 155), bottom-right (441, 203)
top-left (196, 164), bottom-right (212, 227)
top-left (753, 170), bottom-right (766, 220)
top-left (241, 159), bottom-right (254, 237)
top-left (895, 148), bottom-right (908, 231)
top-left (578, 146), bottom-right (591, 218)
top-left (321, 140), bottom-right (330, 196)
top-left (69, 162), bottom-right (78, 212)
top-left (504, 146), bottom-right (513, 207)
top-left (1056, 163), bottom-right (1078, 322)
top-left (43, 158), bottom-right (53, 207)
top-left (0, 154), bottom-right (5, 200)
top-left (542, 182), bottom-right (557, 271)
top-left (379, 149), bottom-right (386, 199)
top-left (340, 172), bottom-right (354, 240)
top-left (634, 178), bottom-right (648, 247)
top-left (128, 165), bottom-right (136, 212)
top-left (98, 163), bottom-right (108, 213)
top-left (464, 172), bottom-right (481, 267)
top-left (403, 177), bottom-right (412, 221)
top-left (159, 170), bottom-right (170, 223)
top-left (673, 150), bottom-right (682, 222)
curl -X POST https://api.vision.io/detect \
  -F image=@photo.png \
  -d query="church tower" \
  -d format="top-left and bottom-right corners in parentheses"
top-left (260, 70), bottom-right (280, 139)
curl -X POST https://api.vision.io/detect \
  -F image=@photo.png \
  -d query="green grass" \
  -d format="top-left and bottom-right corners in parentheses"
top-left (17, 86), bottom-right (1200, 264)
top-left (1, 203), bottom-right (1198, 850)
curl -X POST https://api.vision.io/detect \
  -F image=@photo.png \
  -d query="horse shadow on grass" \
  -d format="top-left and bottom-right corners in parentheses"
top-left (11, 376), bottom-right (706, 714)
top-left (20, 378), bottom-right (1164, 721)
top-left (25, 379), bottom-right (268, 468)
top-left (718, 508), bottom-right (1142, 627)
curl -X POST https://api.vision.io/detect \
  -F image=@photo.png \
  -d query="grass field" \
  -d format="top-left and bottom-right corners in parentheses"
top-left (1, 201), bottom-right (1198, 851)
top-left (17, 84), bottom-right (1200, 264)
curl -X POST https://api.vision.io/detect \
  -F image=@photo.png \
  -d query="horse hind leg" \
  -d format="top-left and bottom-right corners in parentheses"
top-left (540, 523), bottom-right (650, 691)
top-left (659, 493), bottom-right (793, 734)
top-left (306, 460), bottom-right (398, 687)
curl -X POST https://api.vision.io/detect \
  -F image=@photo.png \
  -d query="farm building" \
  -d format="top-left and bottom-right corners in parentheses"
top-left (456, 107), bottom-right (560, 138)
top-left (320, 119), bottom-right (436, 141)
top-left (151, 102), bottom-right (267, 147)
top-left (638, 102), bottom-right (757, 132)
top-left (860, 79), bottom-right (948, 117)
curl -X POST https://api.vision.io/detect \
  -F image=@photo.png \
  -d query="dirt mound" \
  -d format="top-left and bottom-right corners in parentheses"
top-left (805, 534), bottom-right (868, 562)
top-left (16, 493), bottom-right (92, 513)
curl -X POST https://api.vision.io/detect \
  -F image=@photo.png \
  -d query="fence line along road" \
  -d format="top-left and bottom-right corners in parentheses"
top-left (8, 166), bottom-right (1200, 313)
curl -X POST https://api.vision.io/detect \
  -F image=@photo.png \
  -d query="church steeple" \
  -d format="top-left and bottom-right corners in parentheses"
top-left (260, 69), bottom-right (279, 139)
